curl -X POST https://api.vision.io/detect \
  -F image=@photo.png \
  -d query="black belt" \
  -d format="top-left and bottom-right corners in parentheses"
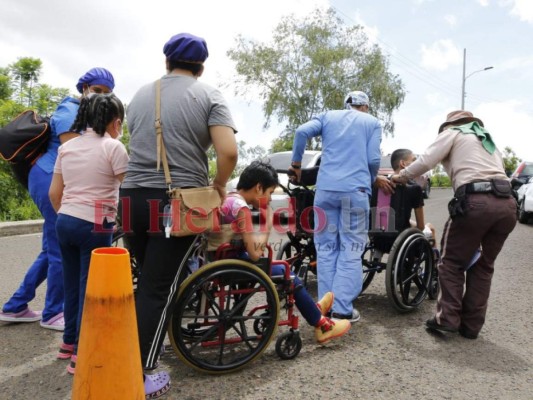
top-left (465, 181), bottom-right (493, 194)
top-left (457, 180), bottom-right (511, 196)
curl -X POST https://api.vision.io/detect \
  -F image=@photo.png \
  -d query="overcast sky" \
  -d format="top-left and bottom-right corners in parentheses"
top-left (1, 0), bottom-right (532, 161)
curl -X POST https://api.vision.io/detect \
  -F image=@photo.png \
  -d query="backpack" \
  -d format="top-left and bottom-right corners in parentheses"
top-left (0, 110), bottom-right (51, 188)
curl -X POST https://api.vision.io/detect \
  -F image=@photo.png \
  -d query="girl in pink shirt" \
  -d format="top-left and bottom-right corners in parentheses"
top-left (49, 93), bottom-right (129, 375)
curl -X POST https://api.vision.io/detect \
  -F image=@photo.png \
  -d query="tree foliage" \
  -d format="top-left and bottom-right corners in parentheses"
top-left (0, 58), bottom-right (70, 221)
top-left (502, 146), bottom-right (521, 176)
top-left (9, 57), bottom-right (43, 107)
top-left (227, 7), bottom-right (405, 151)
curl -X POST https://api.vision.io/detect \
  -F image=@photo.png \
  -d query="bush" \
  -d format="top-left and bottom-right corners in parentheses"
top-left (431, 174), bottom-right (451, 187)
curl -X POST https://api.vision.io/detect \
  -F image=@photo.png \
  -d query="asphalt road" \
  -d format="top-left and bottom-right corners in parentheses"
top-left (0, 188), bottom-right (531, 400)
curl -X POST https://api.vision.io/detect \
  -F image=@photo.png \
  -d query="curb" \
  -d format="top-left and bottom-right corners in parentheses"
top-left (0, 219), bottom-right (44, 237)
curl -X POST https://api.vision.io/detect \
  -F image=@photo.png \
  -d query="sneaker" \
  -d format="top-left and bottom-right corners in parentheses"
top-left (57, 343), bottom-right (75, 360)
top-left (40, 312), bottom-right (64, 331)
top-left (316, 292), bottom-right (334, 316)
top-left (145, 371), bottom-right (171, 399)
top-left (0, 307), bottom-right (42, 322)
top-left (331, 308), bottom-right (361, 323)
top-left (425, 316), bottom-right (457, 333)
top-left (315, 317), bottom-right (351, 344)
top-left (66, 354), bottom-right (77, 375)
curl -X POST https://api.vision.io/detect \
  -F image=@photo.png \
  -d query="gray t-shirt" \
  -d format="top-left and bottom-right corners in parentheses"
top-left (122, 74), bottom-right (237, 189)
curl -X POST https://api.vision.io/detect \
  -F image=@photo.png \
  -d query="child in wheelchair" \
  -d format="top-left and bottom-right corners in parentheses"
top-left (213, 160), bottom-right (351, 344)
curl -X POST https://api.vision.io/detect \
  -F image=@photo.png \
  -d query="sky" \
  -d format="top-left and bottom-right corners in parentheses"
top-left (1, 0), bottom-right (532, 161)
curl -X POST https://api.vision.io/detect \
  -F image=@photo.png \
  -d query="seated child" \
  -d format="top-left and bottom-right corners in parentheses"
top-left (215, 160), bottom-right (351, 344)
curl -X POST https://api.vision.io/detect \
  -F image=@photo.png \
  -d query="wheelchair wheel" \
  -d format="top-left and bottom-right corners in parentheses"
top-left (385, 228), bottom-right (434, 312)
top-left (277, 241), bottom-right (303, 275)
top-left (361, 246), bottom-right (376, 292)
top-left (169, 260), bottom-right (280, 374)
top-left (275, 330), bottom-right (302, 360)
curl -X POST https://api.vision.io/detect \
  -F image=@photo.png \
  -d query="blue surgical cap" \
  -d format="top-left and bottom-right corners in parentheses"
top-left (76, 67), bottom-right (115, 94)
top-left (163, 33), bottom-right (209, 63)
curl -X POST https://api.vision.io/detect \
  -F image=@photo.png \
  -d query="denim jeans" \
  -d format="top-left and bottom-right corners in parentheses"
top-left (56, 214), bottom-right (113, 349)
top-left (2, 165), bottom-right (64, 321)
top-left (314, 189), bottom-right (369, 316)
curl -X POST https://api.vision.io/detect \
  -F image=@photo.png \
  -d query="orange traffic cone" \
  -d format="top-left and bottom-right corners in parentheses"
top-left (72, 247), bottom-right (144, 400)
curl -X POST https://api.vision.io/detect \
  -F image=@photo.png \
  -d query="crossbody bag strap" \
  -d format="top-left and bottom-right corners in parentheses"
top-left (155, 79), bottom-right (172, 189)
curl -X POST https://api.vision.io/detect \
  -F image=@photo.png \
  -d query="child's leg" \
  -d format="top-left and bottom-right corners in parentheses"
top-left (270, 264), bottom-right (321, 326)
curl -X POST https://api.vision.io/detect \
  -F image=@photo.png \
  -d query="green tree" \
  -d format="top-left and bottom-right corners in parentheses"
top-left (0, 67), bottom-right (13, 101)
top-left (0, 58), bottom-right (69, 221)
top-left (227, 7), bottom-right (405, 149)
top-left (502, 146), bottom-right (521, 176)
top-left (9, 57), bottom-right (43, 107)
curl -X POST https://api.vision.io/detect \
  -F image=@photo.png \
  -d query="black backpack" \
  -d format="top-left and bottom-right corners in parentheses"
top-left (0, 110), bottom-right (51, 188)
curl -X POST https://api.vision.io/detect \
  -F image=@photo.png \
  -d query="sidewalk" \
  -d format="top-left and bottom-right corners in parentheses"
top-left (0, 219), bottom-right (43, 237)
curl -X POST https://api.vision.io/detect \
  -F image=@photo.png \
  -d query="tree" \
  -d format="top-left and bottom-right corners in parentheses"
top-left (227, 7), bottom-right (405, 150)
top-left (0, 67), bottom-right (13, 101)
top-left (502, 146), bottom-right (521, 176)
top-left (9, 57), bottom-right (43, 107)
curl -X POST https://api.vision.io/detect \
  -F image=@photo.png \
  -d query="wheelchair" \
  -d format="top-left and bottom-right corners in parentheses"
top-left (276, 167), bottom-right (438, 313)
top-left (167, 237), bottom-right (303, 374)
top-left (361, 185), bottom-right (439, 312)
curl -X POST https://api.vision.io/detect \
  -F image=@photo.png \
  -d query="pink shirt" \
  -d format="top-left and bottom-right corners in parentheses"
top-left (54, 129), bottom-right (129, 224)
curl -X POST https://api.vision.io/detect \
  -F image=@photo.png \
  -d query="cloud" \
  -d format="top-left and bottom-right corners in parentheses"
top-left (475, 100), bottom-right (533, 160)
top-left (507, 0), bottom-right (533, 23)
top-left (477, 0), bottom-right (490, 6)
top-left (420, 39), bottom-right (462, 71)
top-left (444, 14), bottom-right (458, 26)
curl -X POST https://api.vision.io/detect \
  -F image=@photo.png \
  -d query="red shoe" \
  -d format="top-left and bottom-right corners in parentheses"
top-left (57, 343), bottom-right (75, 360)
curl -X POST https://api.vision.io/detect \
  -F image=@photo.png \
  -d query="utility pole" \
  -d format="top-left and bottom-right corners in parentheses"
top-left (461, 48), bottom-right (494, 110)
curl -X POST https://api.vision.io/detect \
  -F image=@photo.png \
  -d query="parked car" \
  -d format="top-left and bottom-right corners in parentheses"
top-left (511, 161), bottom-right (533, 190)
top-left (378, 155), bottom-right (432, 198)
top-left (226, 150), bottom-right (322, 214)
top-left (516, 176), bottom-right (533, 224)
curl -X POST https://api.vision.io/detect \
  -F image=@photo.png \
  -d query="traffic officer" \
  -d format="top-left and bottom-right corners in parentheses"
top-left (392, 110), bottom-right (517, 339)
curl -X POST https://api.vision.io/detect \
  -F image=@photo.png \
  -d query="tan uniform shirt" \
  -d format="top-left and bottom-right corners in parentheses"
top-left (400, 127), bottom-right (507, 191)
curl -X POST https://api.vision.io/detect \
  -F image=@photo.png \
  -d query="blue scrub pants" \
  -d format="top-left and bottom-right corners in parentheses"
top-left (2, 165), bottom-right (64, 321)
top-left (313, 189), bottom-right (369, 316)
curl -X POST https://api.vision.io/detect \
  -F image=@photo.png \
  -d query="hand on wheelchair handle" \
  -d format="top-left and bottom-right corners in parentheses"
top-left (287, 167), bottom-right (301, 184)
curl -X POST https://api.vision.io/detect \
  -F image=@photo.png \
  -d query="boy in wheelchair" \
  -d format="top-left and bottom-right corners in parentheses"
top-left (374, 149), bottom-right (436, 245)
top-left (211, 160), bottom-right (351, 344)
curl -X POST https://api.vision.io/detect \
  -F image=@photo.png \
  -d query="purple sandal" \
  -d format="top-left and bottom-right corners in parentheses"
top-left (144, 372), bottom-right (170, 399)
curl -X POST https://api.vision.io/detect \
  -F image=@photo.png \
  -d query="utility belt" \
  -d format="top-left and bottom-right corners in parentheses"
top-left (449, 179), bottom-right (512, 219)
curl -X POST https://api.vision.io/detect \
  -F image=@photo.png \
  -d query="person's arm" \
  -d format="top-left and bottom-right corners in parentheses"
top-left (49, 173), bottom-right (64, 213)
top-left (413, 207), bottom-right (425, 230)
top-left (374, 175), bottom-right (395, 194)
top-left (210, 125), bottom-right (238, 200)
top-left (290, 117), bottom-right (322, 182)
top-left (367, 121), bottom-right (382, 185)
top-left (240, 206), bottom-right (273, 262)
top-left (59, 132), bottom-right (81, 144)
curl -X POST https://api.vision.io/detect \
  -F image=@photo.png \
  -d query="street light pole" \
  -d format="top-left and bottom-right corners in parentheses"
top-left (461, 48), bottom-right (494, 110)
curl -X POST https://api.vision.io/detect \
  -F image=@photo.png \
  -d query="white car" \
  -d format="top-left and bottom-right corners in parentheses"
top-left (226, 150), bottom-right (322, 213)
top-left (516, 176), bottom-right (533, 223)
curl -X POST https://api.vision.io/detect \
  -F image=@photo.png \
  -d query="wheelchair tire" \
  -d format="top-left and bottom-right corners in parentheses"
top-left (168, 260), bottom-right (280, 374)
top-left (361, 246), bottom-right (377, 292)
top-left (277, 241), bottom-right (303, 275)
top-left (275, 330), bottom-right (302, 360)
top-left (386, 228), bottom-right (434, 312)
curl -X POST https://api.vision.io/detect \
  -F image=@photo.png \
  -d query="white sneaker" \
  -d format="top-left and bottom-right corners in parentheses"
top-left (332, 308), bottom-right (361, 323)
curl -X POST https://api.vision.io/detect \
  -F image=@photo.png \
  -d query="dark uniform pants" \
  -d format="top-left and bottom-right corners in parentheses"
top-left (437, 193), bottom-right (517, 334)
top-left (120, 187), bottom-right (199, 369)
